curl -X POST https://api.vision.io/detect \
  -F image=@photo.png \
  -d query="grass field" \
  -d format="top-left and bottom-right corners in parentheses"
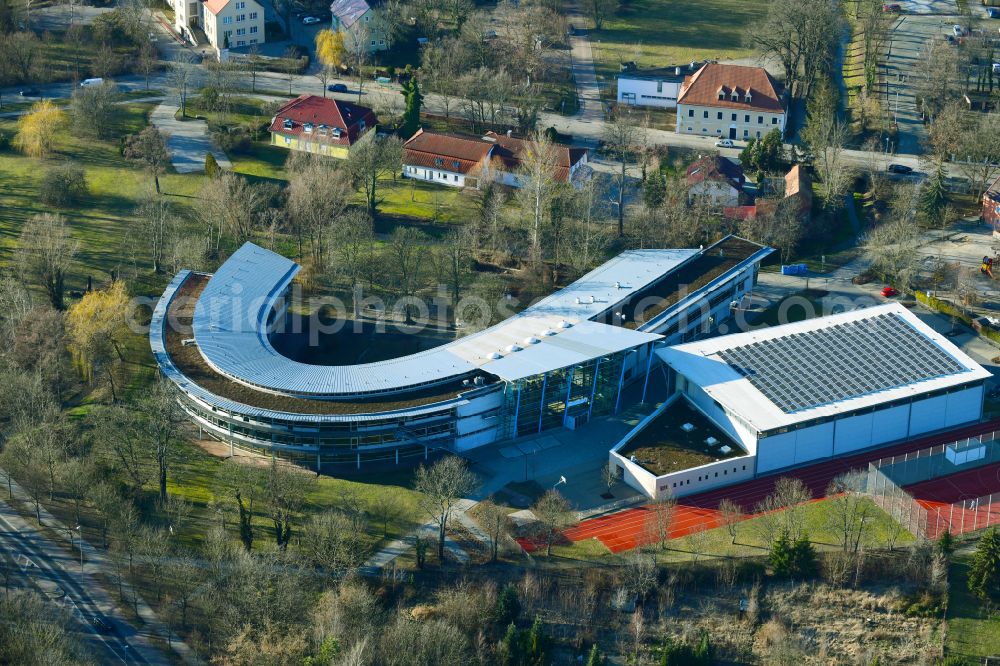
top-left (589, 0), bottom-right (763, 93)
top-left (0, 104), bottom-right (207, 298)
top-left (945, 551), bottom-right (1000, 660)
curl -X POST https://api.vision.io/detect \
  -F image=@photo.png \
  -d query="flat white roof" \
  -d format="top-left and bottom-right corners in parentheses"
top-left (190, 243), bottom-right (679, 397)
top-left (659, 303), bottom-right (992, 433)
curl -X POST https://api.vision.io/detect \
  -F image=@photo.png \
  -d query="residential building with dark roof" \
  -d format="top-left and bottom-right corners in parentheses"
top-left (675, 63), bottom-right (786, 141)
top-left (329, 0), bottom-right (386, 51)
top-left (686, 155), bottom-right (745, 207)
top-left (268, 95), bottom-right (377, 159)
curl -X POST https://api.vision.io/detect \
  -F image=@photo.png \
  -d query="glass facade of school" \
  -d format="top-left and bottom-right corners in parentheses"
top-left (499, 351), bottom-right (629, 440)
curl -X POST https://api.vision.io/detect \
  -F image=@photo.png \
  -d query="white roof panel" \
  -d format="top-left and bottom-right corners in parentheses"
top-left (190, 243), bottom-right (680, 397)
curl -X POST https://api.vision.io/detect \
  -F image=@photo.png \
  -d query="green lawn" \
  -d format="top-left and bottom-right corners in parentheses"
top-left (0, 104), bottom-right (207, 298)
top-left (589, 0), bottom-right (763, 96)
top-left (368, 177), bottom-right (481, 226)
top-left (945, 553), bottom-right (1000, 660)
top-left (229, 140), bottom-right (292, 181)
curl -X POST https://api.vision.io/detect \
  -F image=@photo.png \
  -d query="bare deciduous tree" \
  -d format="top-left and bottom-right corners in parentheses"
top-left (719, 498), bottom-right (744, 544)
top-left (17, 213), bottom-right (78, 311)
top-left (476, 498), bottom-right (511, 562)
top-left (414, 456), bottom-right (477, 559)
top-left (531, 489), bottom-right (573, 556)
top-left (604, 116), bottom-right (642, 236)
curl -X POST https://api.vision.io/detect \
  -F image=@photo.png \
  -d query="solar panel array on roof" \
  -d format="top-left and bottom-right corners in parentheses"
top-left (716, 313), bottom-right (967, 413)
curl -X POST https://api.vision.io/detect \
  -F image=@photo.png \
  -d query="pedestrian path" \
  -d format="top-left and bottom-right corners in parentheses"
top-left (150, 101), bottom-right (232, 174)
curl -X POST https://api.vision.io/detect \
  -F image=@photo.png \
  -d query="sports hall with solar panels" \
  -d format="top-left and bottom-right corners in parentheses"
top-left (610, 303), bottom-right (991, 500)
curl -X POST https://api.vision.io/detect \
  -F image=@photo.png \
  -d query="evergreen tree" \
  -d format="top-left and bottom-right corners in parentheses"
top-left (205, 152), bottom-right (220, 179)
top-left (500, 622), bottom-right (521, 666)
top-left (739, 137), bottom-right (760, 172)
top-left (643, 169), bottom-right (666, 209)
top-left (758, 128), bottom-right (784, 172)
top-left (921, 161), bottom-right (949, 227)
top-left (968, 527), bottom-right (1000, 603)
top-left (585, 643), bottom-right (606, 666)
top-left (401, 78), bottom-right (423, 139)
top-left (525, 616), bottom-right (548, 666)
top-left (790, 533), bottom-right (818, 578)
top-left (936, 529), bottom-right (955, 557)
top-left (495, 584), bottom-right (521, 628)
top-left (770, 529), bottom-right (795, 576)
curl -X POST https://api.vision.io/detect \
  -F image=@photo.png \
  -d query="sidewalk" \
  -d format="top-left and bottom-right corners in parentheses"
top-left (150, 101), bottom-right (232, 174)
top-left (0, 470), bottom-right (203, 666)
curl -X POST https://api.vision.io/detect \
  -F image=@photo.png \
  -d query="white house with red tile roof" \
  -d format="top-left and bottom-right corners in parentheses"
top-left (172, 0), bottom-right (264, 55)
top-left (675, 63), bottom-right (786, 141)
top-left (268, 95), bottom-right (377, 159)
top-left (402, 129), bottom-right (591, 190)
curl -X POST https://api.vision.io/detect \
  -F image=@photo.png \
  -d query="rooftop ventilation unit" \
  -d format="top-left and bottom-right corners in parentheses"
top-left (541, 329), bottom-right (557, 337)
top-left (488, 352), bottom-right (503, 360)
top-left (505, 344), bottom-right (523, 353)
top-left (558, 320), bottom-right (572, 329)
top-left (523, 336), bottom-right (540, 345)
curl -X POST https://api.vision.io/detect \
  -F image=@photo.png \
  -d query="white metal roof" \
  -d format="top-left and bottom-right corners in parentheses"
top-left (190, 243), bottom-right (680, 398)
top-left (659, 303), bottom-right (992, 433)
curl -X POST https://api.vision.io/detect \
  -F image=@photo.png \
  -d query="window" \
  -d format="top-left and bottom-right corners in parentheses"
top-left (772, 117), bottom-right (778, 124)
top-left (250, 25), bottom-right (257, 33)
top-left (223, 15), bottom-right (232, 24)
top-left (743, 129), bottom-right (749, 137)
top-left (250, 38), bottom-right (257, 43)
top-left (453, 175), bottom-right (458, 181)
top-left (434, 158), bottom-right (443, 167)
top-left (249, 11), bottom-right (257, 18)
top-left (237, 13), bottom-right (245, 21)
top-left (756, 131), bottom-right (761, 138)
top-left (370, 40), bottom-right (375, 46)
top-left (452, 161), bottom-right (460, 169)
top-left (703, 110), bottom-right (708, 118)
top-left (379, 39), bottom-right (384, 45)
top-left (744, 114), bottom-right (750, 122)
top-left (657, 81), bottom-right (663, 93)
top-left (365, 14), bottom-right (369, 20)
top-left (236, 27), bottom-right (245, 35)
top-left (688, 109), bottom-right (694, 117)
top-left (757, 115), bottom-right (763, 124)
top-left (718, 90), bottom-right (725, 100)
top-left (731, 113), bottom-right (736, 121)
top-left (235, 1), bottom-right (244, 8)
top-left (717, 111), bottom-right (722, 120)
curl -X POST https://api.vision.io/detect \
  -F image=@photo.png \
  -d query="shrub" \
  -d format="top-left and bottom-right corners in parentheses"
top-left (205, 152), bottom-right (220, 179)
top-left (212, 127), bottom-right (252, 155)
top-left (494, 584), bottom-right (521, 627)
top-left (40, 163), bottom-right (88, 206)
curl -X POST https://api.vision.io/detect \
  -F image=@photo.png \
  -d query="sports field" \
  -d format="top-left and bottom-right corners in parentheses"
top-left (907, 461), bottom-right (1000, 539)
top-left (543, 418), bottom-right (1000, 553)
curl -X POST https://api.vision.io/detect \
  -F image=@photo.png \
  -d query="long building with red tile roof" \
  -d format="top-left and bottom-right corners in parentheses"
top-left (268, 95), bottom-right (377, 159)
top-left (402, 129), bottom-right (590, 190)
top-left (675, 63), bottom-right (786, 141)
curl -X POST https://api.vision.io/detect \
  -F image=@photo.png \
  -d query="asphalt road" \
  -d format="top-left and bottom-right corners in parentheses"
top-left (0, 500), bottom-right (170, 665)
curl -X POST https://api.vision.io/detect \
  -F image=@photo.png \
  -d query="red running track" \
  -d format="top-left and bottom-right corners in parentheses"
top-left (907, 461), bottom-right (1000, 539)
top-left (543, 418), bottom-right (1000, 554)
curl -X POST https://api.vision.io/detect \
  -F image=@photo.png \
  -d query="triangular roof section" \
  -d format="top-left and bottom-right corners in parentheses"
top-left (329, 0), bottom-right (370, 29)
top-left (677, 63), bottom-right (784, 112)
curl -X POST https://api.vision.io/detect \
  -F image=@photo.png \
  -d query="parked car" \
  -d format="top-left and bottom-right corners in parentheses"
top-left (715, 138), bottom-right (735, 148)
top-left (953, 24), bottom-right (965, 36)
top-left (80, 77), bottom-right (104, 87)
top-left (302, 15), bottom-right (321, 24)
top-left (327, 83), bottom-right (348, 92)
top-left (883, 3), bottom-right (901, 11)
top-left (881, 286), bottom-right (899, 298)
top-left (887, 163), bottom-right (913, 174)
top-left (993, 63), bottom-right (1000, 74)
top-left (17, 88), bottom-right (39, 96)
top-left (987, 7), bottom-right (999, 17)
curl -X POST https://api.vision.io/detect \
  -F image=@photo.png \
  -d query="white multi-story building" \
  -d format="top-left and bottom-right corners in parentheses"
top-left (675, 63), bottom-right (786, 141)
top-left (172, 0), bottom-right (265, 56)
top-left (616, 63), bottom-right (703, 109)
